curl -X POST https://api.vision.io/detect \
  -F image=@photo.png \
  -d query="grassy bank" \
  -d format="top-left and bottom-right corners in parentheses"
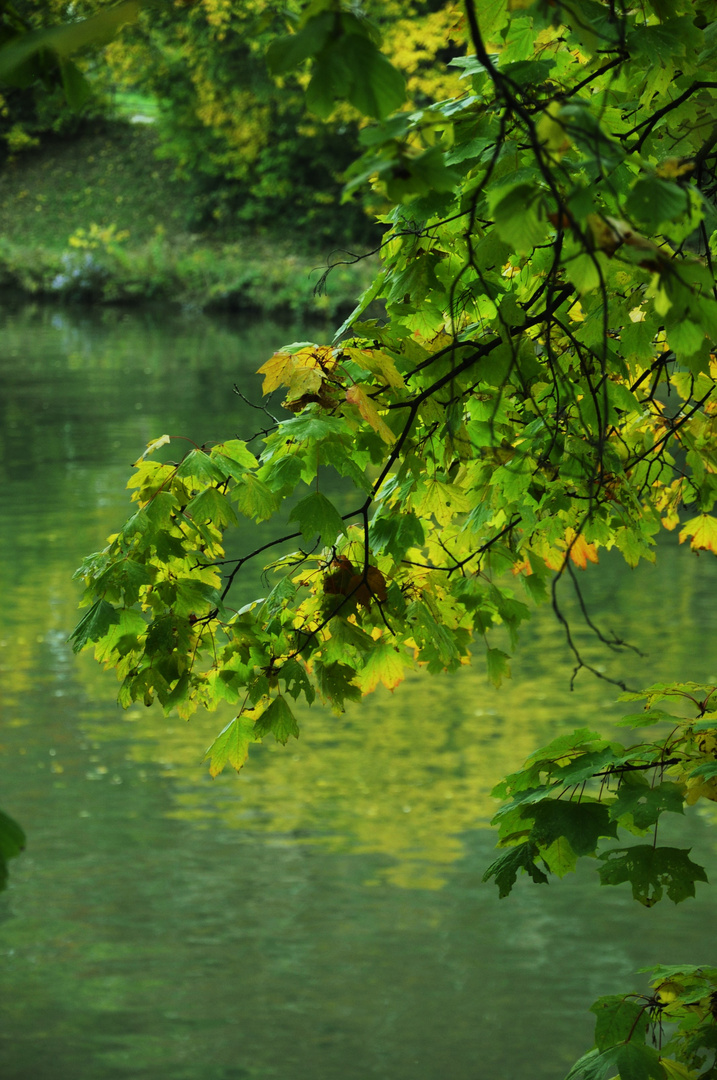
top-left (0, 123), bottom-right (377, 317)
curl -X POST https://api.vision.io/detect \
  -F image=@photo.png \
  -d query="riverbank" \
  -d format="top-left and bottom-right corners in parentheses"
top-left (0, 122), bottom-right (378, 317)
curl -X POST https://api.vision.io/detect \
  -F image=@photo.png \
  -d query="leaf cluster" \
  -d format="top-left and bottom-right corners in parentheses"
top-left (72, 0), bottom-right (717, 783)
top-left (485, 683), bottom-right (717, 906)
top-left (568, 965), bottom-right (717, 1080)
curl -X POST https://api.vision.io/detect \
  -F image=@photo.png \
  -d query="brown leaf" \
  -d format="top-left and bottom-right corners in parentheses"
top-left (349, 565), bottom-right (388, 607)
top-left (323, 556), bottom-right (357, 596)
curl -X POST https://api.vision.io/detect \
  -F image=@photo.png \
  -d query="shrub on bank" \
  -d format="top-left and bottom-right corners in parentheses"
top-left (0, 229), bottom-right (376, 317)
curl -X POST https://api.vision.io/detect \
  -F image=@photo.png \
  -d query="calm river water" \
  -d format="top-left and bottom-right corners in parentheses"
top-left (1, 303), bottom-right (716, 1080)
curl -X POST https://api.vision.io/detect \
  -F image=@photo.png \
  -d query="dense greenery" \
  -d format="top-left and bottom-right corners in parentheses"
top-left (4, 0), bottom-right (717, 1074)
top-left (100, 0), bottom-right (466, 239)
top-left (0, 0), bottom-right (133, 159)
top-left (0, 0), bottom-right (467, 241)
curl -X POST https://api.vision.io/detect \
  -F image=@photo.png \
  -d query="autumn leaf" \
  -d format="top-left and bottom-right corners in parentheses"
top-left (679, 514), bottom-right (717, 554)
top-left (345, 384), bottom-right (396, 444)
top-left (257, 345), bottom-right (336, 397)
top-left (565, 528), bottom-right (600, 570)
top-left (343, 347), bottom-right (406, 389)
top-left (256, 350), bottom-right (295, 394)
top-left (359, 642), bottom-right (409, 693)
top-left (323, 556), bottom-right (357, 596)
top-left (140, 433), bottom-right (171, 460)
top-left (542, 529), bottom-right (599, 571)
top-left (324, 559), bottom-right (388, 607)
top-left (348, 565), bottom-right (388, 607)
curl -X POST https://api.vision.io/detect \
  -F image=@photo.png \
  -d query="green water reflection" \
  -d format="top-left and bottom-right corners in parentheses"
top-left (1, 304), bottom-right (716, 1080)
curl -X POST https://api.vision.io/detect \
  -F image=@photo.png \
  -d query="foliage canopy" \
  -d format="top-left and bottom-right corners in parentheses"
top-left (74, 0), bottom-right (717, 737)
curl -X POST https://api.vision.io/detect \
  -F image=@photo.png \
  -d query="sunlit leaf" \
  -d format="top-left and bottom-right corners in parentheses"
top-left (203, 715), bottom-right (259, 777)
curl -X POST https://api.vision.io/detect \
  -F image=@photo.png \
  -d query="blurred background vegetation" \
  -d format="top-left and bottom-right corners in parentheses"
top-left (0, 0), bottom-right (467, 311)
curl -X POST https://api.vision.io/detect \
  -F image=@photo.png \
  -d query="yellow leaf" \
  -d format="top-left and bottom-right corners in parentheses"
top-left (345, 384), bottom-right (396, 444)
top-left (684, 774), bottom-right (717, 804)
top-left (141, 433), bottom-right (171, 460)
top-left (359, 642), bottom-right (408, 693)
top-left (285, 365), bottom-right (323, 402)
top-left (679, 514), bottom-right (717, 554)
top-left (344, 347), bottom-right (406, 389)
top-left (660, 1059), bottom-right (697, 1080)
top-left (656, 158), bottom-right (694, 180)
top-left (565, 528), bottom-right (599, 570)
top-left (257, 351), bottom-right (295, 394)
top-left (257, 345), bottom-right (335, 396)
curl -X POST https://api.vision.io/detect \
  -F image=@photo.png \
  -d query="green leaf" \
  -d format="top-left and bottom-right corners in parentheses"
top-left (211, 440), bottom-right (258, 481)
top-left (279, 659), bottom-right (315, 704)
top-left (0, 1), bottom-right (140, 81)
top-left (260, 454), bottom-right (304, 493)
top-left (489, 181), bottom-right (550, 252)
top-left (280, 415), bottom-right (346, 442)
top-left (265, 12), bottom-right (334, 74)
top-left (232, 475), bottom-right (281, 522)
top-left (60, 58), bottom-right (91, 109)
top-left (0, 809), bottom-right (25, 863)
top-left (625, 177), bottom-right (689, 226)
top-left (69, 599), bottom-right (121, 653)
top-left (614, 709), bottom-right (680, 728)
top-left (370, 511), bottom-right (425, 560)
top-left (565, 1046), bottom-right (622, 1080)
top-left (475, 0), bottom-right (508, 41)
top-left (337, 34), bottom-right (406, 120)
top-left (613, 1043), bottom-right (666, 1080)
top-left (288, 492), bottom-right (347, 547)
top-left (566, 1044), bottom-right (665, 1080)
top-left (203, 715), bottom-right (259, 777)
top-left (186, 487), bottom-right (237, 527)
top-left (359, 641), bottom-right (409, 692)
top-left (0, 809), bottom-right (25, 893)
top-left (527, 729), bottom-right (604, 764)
top-left (598, 846), bottom-right (708, 906)
top-left (528, 800), bottom-right (618, 856)
top-left (591, 995), bottom-right (649, 1051)
top-left (568, 253), bottom-right (602, 295)
top-left (315, 660), bottom-right (363, 711)
top-left (609, 780), bottom-right (685, 831)
top-left (176, 449), bottom-right (226, 485)
top-left (666, 319), bottom-right (705, 360)
top-left (486, 647), bottom-right (511, 688)
top-left (254, 696), bottom-right (300, 745)
top-left (483, 842), bottom-right (549, 897)
top-left (687, 761), bottom-right (717, 780)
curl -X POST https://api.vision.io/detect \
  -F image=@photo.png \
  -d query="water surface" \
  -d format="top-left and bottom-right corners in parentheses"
top-left (1, 304), bottom-right (716, 1080)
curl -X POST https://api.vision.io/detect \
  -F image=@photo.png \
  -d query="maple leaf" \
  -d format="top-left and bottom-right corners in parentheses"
top-left (343, 346), bottom-right (406, 389)
top-left (348, 565), bottom-right (388, 607)
top-left (345, 384), bottom-right (396, 444)
top-left (203, 715), bottom-right (258, 777)
top-left (359, 641), bottom-right (408, 693)
top-left (679, 514), bottom-right (717, 554)
top-left (566, 529), bottom-right (600, 570)
top-left (323, 556), bottom-right (357, 596)
top-left (543, 529), bottom-right (599, 571)
top-left (257, 345), bottom-right (336, 396)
